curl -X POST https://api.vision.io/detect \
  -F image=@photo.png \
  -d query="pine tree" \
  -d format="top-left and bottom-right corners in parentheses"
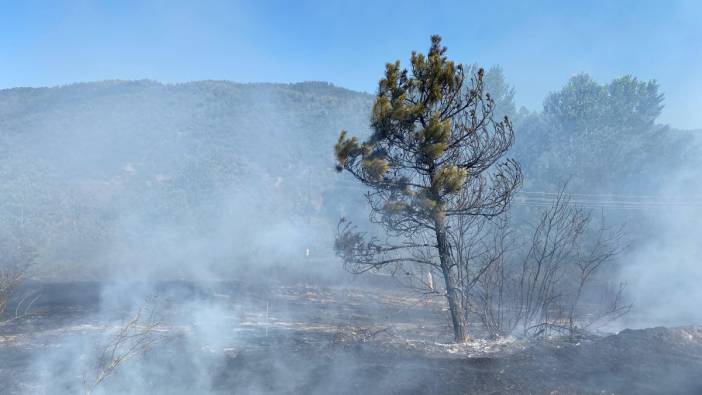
top-left (333, 36), bottom-right (521, 342)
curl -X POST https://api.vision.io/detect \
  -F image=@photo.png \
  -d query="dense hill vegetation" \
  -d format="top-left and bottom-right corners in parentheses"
top-left (0, 81), bottom-right (373, 279)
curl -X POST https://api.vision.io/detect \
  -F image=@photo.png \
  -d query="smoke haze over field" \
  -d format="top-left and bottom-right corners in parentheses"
top-left (620, 163), bottom-right (702, 327)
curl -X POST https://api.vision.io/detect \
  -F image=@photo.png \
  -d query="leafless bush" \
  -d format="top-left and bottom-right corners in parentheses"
top-left (469, 215), bottom-right (515, 337)
top-left (0, 238), bottom-right (37, 323)
top-left (472, 187), bottom-right (630, 339)
top-left (83, 302), bottom-right (168, 395)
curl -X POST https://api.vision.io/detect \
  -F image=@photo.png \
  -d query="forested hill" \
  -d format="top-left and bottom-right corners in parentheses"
top-left (0, 81), bottom-right (373, 278)
top-left (0, 80), bottom-right (373, 180)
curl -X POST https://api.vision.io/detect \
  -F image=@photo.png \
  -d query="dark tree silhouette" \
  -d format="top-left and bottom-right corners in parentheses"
top-left (333, 36), bottom-right (522, 342)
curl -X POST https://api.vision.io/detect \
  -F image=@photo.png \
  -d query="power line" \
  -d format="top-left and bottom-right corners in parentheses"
top-left (518, 190), bottom-right (702, 200)
top-left (327, 183), bottom-right (702, 210)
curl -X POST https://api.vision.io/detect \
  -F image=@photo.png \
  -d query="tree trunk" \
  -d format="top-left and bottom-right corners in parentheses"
top-left (435, 217), bottom-right (468, 343)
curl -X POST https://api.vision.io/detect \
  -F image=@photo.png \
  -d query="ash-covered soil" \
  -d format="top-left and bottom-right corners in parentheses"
top-left (1, 280), bottom-right (701, 394)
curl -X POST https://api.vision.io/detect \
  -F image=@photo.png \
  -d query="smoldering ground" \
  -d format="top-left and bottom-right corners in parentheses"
top-left (4, 279), bottom-right (702, 394)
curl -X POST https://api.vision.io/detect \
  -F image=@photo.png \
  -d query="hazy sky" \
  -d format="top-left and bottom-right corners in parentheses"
top-left (1, 0), bottom-right (700, 128)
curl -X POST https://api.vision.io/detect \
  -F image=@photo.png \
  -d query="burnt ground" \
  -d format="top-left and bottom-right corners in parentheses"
top-left (1, 280), bottom-right (701, 394)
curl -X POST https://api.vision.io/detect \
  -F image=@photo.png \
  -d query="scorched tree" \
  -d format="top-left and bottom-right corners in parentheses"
top-left (333, 36), bottom-right (521, 342)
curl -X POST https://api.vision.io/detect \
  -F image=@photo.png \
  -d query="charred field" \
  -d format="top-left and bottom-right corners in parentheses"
top-left (1, 279), bottom-right (701, 395)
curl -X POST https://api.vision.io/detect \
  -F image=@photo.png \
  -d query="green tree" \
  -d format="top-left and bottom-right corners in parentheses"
top-left (515, 73), bottom-right (692, 193)
top-left (333, 36), bottom-right (522, 342)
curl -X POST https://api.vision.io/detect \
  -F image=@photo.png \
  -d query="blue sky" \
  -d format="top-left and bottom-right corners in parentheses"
top-left (1, 0), bottom-right (700, 128)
